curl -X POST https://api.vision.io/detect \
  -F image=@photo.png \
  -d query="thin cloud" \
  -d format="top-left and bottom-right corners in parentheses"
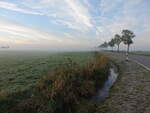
top-left (21, 0), bottom-right (93, 31)
top-left (0, 1), bottom-right (43, 15)
top-left (0, 19), bottom-right (94, 49)
top-left (0, 0), bottom-right (149, 50)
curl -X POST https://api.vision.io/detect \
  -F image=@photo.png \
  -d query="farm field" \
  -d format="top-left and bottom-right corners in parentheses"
top-left (131, 51), bottom-right (150, 56)
top-left (0, 51), bottom-right (93, 94)
top-left (0, 51), bottom-right (110, 113)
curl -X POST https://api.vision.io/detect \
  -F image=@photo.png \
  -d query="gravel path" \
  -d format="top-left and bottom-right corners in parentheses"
top-left (96, 53), bottom-right (150, 113)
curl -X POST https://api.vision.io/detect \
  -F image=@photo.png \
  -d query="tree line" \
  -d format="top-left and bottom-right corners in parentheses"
top-left (99, 29), bottom-right (135, 53)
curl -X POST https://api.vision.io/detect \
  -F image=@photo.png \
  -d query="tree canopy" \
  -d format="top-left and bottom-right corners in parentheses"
top-left (99, 41), bottom-right (108, 48)
top-left (98, 29), bottom-right (135, 53)
top-left (114, 34), bottom-right (122, 46)
top-left (122, 29), bottom-right (135, 45)
top-left (108, 38), bottom-right (115, 47)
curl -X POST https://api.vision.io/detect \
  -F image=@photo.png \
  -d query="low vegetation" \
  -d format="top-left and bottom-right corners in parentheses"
top-left (0, 52), bottom-right (110, 113)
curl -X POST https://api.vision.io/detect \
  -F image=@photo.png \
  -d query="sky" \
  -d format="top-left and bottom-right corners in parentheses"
top-left (0, 0), bottom-right (150, 51)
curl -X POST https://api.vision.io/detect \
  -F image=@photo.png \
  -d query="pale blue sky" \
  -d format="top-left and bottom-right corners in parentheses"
top-left (0, 0), bottom-right (150, 50)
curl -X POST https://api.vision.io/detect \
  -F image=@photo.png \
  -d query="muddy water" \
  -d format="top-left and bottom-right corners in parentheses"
top-left (93, 68), bottom-right (118, 104)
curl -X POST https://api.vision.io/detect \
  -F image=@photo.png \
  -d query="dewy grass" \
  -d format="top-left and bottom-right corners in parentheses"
top-left (0, 51), bottom-right (93, 94)
top-left (0, 52), bottom-right (110, 113)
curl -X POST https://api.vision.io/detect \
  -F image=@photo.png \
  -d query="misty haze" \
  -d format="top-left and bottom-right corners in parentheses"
top-left (0, 0), bottom-right (150, 113)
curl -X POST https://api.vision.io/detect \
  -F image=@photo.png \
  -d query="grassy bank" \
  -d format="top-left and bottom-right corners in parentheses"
top-left (0, 52), bottom-right (110, 113)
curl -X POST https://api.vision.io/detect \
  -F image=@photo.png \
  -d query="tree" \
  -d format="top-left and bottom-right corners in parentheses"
top-left (114, 34), bottom-right (122, 52)
top-left (122, 29), bottom-right (135, 53)
top-left (99, 41), bottom-right (108, 49)
top-left (108, 39), bottom-right (115, 52)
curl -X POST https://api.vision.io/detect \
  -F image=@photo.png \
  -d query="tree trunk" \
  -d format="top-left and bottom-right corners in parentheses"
top-left (127, 44), bottom-right (130, 53)
top-left (112, 47), bottom-right (113, 52)
top-left (117, 45), bottom-right (119, 52)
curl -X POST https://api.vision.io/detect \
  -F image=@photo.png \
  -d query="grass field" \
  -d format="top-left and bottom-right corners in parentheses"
top-left (0, 51), bottom-right (93, 94)
top-left (131, 51), bottom-right (150, 56)
top-left (103, 50), bottom-right (150, 57)
top-left (0, 51), bottom-right (110, 113)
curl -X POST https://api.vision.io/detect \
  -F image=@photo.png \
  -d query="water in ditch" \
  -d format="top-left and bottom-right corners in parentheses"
top-left (93, 68), bottom-right (118, 104)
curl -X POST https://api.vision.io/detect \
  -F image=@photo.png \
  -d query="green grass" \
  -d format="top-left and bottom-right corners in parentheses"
top-left (0, 51), bottom-right (93, 94)
top-left (131, 51), bottom-right (150, 56)
top-left (0, 52), bottom-right (110, 113)
top-left (102, 50), bottom-right (150, 57)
